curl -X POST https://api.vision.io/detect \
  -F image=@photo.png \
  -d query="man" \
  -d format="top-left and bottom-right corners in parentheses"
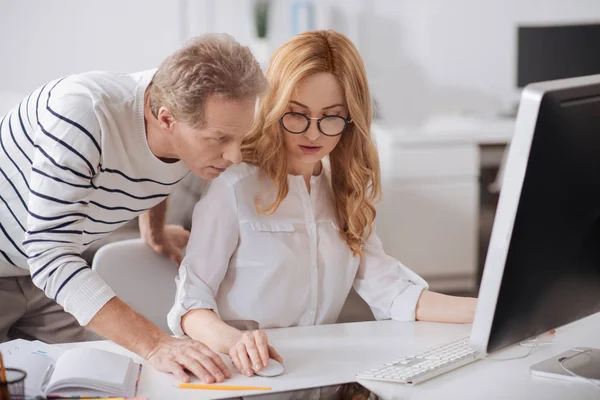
top-left (0, 33), bottom-right (267, 384)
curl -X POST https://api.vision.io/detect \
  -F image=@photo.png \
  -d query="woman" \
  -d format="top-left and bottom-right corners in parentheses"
top-left (167, 30), bottom-right (477, 378)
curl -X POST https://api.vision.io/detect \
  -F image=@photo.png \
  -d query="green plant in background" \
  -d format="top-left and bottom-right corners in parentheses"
top-left (254, 0), bottom-right (270, 39)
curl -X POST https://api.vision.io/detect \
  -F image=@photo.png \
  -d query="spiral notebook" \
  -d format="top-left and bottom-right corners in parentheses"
top-left (1, 340), bottom-right (141, 398)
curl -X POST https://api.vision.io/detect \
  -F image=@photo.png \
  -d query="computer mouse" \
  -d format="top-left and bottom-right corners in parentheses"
top-left (254, 359), bottom-right (285, 377)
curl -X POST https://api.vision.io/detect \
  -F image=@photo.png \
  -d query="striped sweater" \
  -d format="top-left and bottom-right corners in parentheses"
top-left (0, 70), bottom-right (191, 325)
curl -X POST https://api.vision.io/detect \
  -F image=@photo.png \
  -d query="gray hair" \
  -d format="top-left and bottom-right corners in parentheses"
top-left (149, 33), bottom-right (267, 127)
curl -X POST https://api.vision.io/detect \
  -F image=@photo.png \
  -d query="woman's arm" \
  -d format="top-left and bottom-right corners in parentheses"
top-left (167, 172), bottom-right (283, 376)
top-left (415, 290), bottom-right (477, 323)
top-left (182, 309), bottom-right (242, 354)
top-left (353, 227), bottom-right (477, 324)
top-left (167, 176), bottom-right (239, 338)
top-left (182, 309), bottom-right (283, 376)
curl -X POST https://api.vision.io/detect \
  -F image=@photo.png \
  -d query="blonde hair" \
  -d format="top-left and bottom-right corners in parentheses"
top-left (149, 33), bottom-right (267, 128)
top-left (242, 30), bottom-right (381, 258)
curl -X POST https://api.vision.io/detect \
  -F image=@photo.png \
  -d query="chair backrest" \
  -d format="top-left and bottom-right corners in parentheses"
top-left (92, 238), bottom-right (178, 333)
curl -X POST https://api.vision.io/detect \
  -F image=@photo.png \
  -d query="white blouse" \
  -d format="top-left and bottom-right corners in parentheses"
top-left (168, 163), bottom-right (428, 336)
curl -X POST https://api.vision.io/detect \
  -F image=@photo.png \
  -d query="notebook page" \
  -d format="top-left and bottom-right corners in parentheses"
top-left (45, 348), bottom-right (135, 397)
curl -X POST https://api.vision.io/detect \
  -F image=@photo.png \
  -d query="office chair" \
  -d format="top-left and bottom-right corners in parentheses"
top-left (91, 238), bottom-right (178, 333)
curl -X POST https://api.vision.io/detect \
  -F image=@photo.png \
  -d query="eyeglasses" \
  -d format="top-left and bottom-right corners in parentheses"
top-left (280, 112), bottom-right (352, 137)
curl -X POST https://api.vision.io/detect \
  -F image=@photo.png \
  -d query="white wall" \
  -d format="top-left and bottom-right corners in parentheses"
top-left (312, 0), bottom-right (600, 124)
top-left (0, 0), bottom-right (258, 96)
top-left (0, 0), bottom-right (183, 93)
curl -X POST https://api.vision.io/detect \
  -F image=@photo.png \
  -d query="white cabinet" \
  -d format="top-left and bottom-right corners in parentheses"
top-left (372, 117), bottom-right (514, 293)
top-left (376, 144), bottom-right (479, 292)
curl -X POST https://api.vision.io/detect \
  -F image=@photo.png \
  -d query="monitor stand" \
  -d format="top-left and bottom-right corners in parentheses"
top-left (530, 347), bottom-right (600, 385)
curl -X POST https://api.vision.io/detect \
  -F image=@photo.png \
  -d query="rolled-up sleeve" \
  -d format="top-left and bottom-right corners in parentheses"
top-left (167, 175), bottom-right (239, 337)
top-left (353, 228), bottom-right (429, 322)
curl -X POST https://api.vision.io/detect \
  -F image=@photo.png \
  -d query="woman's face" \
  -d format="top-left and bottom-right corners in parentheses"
top-left (282, 72), bottom-right (349, 173)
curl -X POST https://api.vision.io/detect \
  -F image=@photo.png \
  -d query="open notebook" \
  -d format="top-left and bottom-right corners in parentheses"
top-left (1, 341), bottom-right (140, 398)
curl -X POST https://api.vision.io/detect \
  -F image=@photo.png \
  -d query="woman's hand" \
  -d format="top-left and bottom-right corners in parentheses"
top-left (228, 330), bottom-right (283, 376)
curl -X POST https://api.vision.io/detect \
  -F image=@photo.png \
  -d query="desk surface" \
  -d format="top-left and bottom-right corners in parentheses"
top-left (67, 313), bottom-right (600, 400)
top-left (374, 114), bottom-right (515, 146)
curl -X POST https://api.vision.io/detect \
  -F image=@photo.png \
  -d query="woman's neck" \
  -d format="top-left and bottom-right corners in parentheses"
top-left (287, 160), bottom-right (322, 191)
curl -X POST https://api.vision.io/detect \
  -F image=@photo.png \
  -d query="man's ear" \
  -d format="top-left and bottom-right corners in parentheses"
top-left (157, 107), bottom-right (176, 131)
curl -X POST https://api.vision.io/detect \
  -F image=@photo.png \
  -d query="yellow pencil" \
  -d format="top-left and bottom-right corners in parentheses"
top-left (179, 383), bottom-right (271, 391)
top-left (0, 352), bottom-right (10, 400)
top-left (51, 398), bottom-right (147, 400)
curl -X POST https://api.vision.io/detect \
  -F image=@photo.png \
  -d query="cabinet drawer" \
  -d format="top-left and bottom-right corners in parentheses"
top-left (381, 145), bottom-right (479, 180)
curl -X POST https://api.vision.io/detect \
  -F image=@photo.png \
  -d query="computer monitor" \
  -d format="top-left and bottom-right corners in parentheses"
top-left (471, 75), bottom-right (600, 367)
top-left (517, 23), bottom-right (600, 88)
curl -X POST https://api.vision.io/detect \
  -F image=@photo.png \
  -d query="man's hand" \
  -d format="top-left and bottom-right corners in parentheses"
top-left (88, 298), bottom-right (231, 383)
top-left (228, 330), bottom-right (283, 376)
top-left (142, 224), bottom-right (190, 265)
top-left (147, 336), bottom-right (232, 383)
top-left (139, 199), bottom-right (190, 265)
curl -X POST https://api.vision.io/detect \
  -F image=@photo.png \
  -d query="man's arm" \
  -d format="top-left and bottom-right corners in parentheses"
top-left (88, 297), bottom-right (231, 383)
top-left (139, 198), bottom-right (190, 265)
top-left (139, 198), bottom-right (167, 236)
top-left (24, 89), bottom-right (228, 383)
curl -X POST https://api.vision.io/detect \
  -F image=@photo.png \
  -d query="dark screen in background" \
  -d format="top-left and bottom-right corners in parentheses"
top-left (517, 23), bottom-right (600, 88)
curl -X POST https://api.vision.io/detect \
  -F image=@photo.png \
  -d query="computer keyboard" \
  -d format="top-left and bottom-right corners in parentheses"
top-left (357, 336), bottom-right (482, 385)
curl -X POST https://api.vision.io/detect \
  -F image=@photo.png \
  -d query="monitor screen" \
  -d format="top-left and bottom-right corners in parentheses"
top-left (517, 23), bottom-right (600, 88)
top-left (472, 74), bottom-right (600, 354)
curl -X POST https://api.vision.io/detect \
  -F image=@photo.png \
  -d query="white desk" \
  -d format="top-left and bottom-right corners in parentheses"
top-left (373, 115), bottom-right (515, 293)
top-left (66, 312), bottom-right (600, 400)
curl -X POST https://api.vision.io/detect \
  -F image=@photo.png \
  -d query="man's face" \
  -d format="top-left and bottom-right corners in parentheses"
top-left (171, 96), bottom-right (256, 179)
